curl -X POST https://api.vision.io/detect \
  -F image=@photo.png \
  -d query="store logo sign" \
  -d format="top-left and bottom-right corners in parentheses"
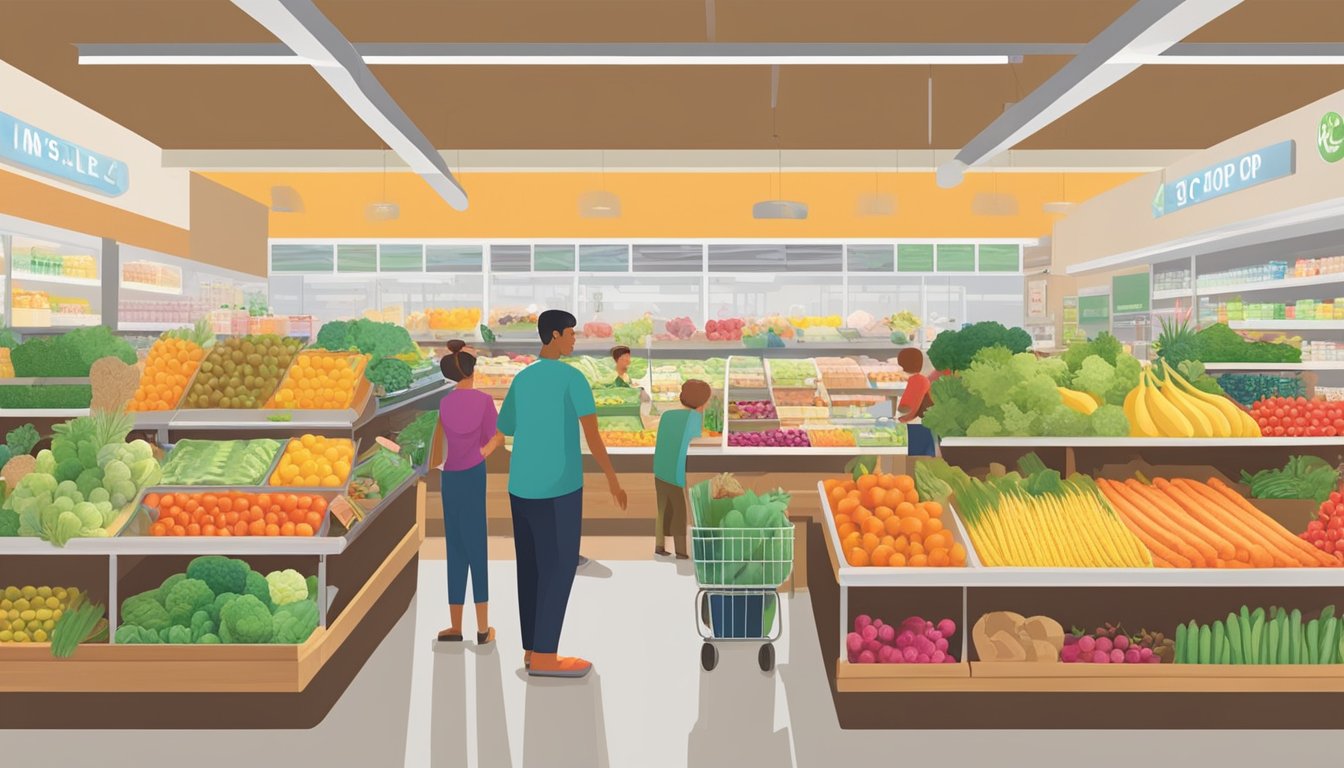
top-left (1320, 112), bottom-right (1344, 163)
top-left (0, 111), bottom-right (128, 196)
top-left (1152, 140), bottom-right (1294, 218)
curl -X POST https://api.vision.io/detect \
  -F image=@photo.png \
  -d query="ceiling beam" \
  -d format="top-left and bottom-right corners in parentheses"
top-left (228, 0), bottom-right (468, 210)
top-left (935, 0), bottom-right (1243, 188)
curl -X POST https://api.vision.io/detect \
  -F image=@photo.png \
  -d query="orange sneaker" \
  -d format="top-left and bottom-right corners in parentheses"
top-left (528, 654), bottom-right (593, 678)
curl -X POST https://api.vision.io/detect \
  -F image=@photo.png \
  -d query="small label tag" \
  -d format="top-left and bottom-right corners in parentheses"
top-left (329, 495), bottom-right (362, 529)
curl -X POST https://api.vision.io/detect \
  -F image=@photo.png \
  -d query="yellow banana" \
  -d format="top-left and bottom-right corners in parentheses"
top-left (1142, 370), bottom-right (1195, 437)
top-left (1129, 377), bottom-right (1161, 437)
top-left (1157, 374), bottom-right (1220, 437)
top-left (1058, 386), bottom-right (1099, 415)
top-left (1165, 367), bottom-right (1251, 438)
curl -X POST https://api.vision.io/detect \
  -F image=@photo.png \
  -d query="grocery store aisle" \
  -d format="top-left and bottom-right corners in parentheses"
top-left (32, 556), bottom-right (1342, 768)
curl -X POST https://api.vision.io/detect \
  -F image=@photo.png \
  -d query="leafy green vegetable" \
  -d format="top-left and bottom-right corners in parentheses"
top-left (1071, 356), bottom-right (1118, 402)
top-left (114, 624), bottom-right (161, 644)
top-left (49, 597), bottom-right (105, 658)
top-left (1090, 404), bottom-right (1131, 437)
top-left (120, 593), bottom-right (172, 631)
top-left (220, 594), bottom-right (273, 644)
top-left (1062, 332), bottom-right (1124, 373)
top-left (927, 321), bottom-right (1032, 372)
top-left (245, 570), bottom-right (273, 609)
top-left (271, 600), bottom-right (319, 644)
top-left (5, 424), bottom-right (40, 457)
top-left (396, 410), bottom-right (438, 467)
top-left (10, 326), bottom-right (136, 377)
top-left (1191, 322), bottom-right (1301, 363)
top-left (0, 508), bottom-right (18, 537)
top-left (164, 578), bottom-right (214, 626)
top-left (367, 358), bottom-right (414, 393)
top-left (186, 556), bottom-right (248, 597)
top-left (1241, 456), bottom-right (1340, 503)
top-left (315, 319), bottom-right (416, 359)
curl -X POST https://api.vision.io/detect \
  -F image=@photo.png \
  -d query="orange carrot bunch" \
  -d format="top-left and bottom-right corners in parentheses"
top-left (1096, 477), bottom-right (1339, 568)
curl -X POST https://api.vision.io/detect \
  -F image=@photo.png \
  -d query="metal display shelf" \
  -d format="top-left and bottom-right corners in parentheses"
top-left (1198, 271), bottom-right (1344, 298)
top-left (1202, 361), bottom-right (1344, 371)
top-left (1228, 320), bottom-right (1344, 331)
top-left (506, 444), bottom-right (907, 456)
top-left (10, 272), bottom-right (100, 288)
top-left (1151, 288), bottom-right (1194, 302)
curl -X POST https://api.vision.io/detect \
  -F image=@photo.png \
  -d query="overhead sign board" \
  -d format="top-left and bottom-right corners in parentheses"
top-left (1152, 140), bottom-right (1294, 218)
top-left (0, 111), bottom-right (129, 196)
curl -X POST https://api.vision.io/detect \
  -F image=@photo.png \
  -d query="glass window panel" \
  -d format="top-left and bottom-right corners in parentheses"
top-left (425, 245), bottom-right (483, 272)
top-left (707, 244), bottom-right (785, 272)
top-left (707, 274), bottom-right (842, 319)
top-left (579, 244), bottom-right (629, 272)
top-left (335, 244), bottom-right (376, 273)
top-left (784, 244), bottom-right (843, 272)
top-left (489, 274), bottom-right (576, 328)
top-left (379, 244), bottom-right (423, 272)
top-left (378, 274), bottom-right (485, 329)
top-left (936, 244), bottom-right (975, 272)
top-left (490, 245), bottom-right (531, 272)
top-left (578, 275), bottom-right (701, 327)
top-left (300, 277), bottom-right (377, 325)
top-left (847, 276), bottom-right (922, 334)
top-left (847, 245), bottom-right (894, 272)
top-left (271, 244), bottom-right (333, 273)
top-left (632, 244), bottom-right (702, 272)
top-left (534, 245), bottom-right (576, 271)
top-left (897, 244), bottom-right (934, 272)
top-left (978, 244), bottom-right (1021, 272)
top-left (924, 275), bottom-right (1025, 341)
top-left (266, 275), bottom-right (305, 316)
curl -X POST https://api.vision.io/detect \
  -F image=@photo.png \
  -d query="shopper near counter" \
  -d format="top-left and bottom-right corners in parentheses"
top-left (652, 379), bottom-right (712, 559)
top-left (431, 341), bottom-right (504, 646)
top-left (610, 346), bottom-right (633, 387)
top-left (895, 347), bottom-right (937, 457)
top-left (498, 309), bottom-right (629, 679)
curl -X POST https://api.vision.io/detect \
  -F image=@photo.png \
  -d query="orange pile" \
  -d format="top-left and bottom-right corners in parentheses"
top-left (270, 434), bottom-right (355, 488)
top-left (146, 491), bottom-right (327, 537)
top-left (826, 471), bottom-right (967, 568)
top-left (268, 351), bottom-right (369, 409)
top-left (128, 338), bottom-right (205, 411)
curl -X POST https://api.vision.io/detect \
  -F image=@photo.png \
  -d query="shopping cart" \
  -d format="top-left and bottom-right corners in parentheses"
top-left (690, 486), bottom-right (796, 673)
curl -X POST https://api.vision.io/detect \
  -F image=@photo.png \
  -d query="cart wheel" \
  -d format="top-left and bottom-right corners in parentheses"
top-left (758, 643), bottom-right (775, 672)
top-left (701, 642), bottom-right (718, 671)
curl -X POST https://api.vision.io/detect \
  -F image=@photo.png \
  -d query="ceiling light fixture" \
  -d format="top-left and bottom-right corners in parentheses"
top-left (753, 67), bottom-right (809, 221)
top-left (579, 150), bottom-right (622, 218)
top-left (270, 185), bottom-right (304, 212)
top-left (365, 149), bottom-right (400, 221)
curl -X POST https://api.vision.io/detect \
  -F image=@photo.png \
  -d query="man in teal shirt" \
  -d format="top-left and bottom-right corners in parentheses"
top-left (652, 379), bottom-right (712, 558)
top-left (498, 309), bottom-right (626, 679)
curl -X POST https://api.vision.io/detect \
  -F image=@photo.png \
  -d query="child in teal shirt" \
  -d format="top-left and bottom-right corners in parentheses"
top-left (652, 379), bottom-right (713, 558)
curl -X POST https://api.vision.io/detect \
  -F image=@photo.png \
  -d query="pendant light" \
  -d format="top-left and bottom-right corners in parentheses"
top-left (857, 149), bottom-right (897, 217)
top-left (365, 149), bottom-right (400, 221)
top-left (753, 65), bottom-right (808, 220)
top-left (270, 186), bottom-right (304, 213)
top-left (579, 149), bottom-right (622, 218)
top-left (1043, 173), bottom-right (1074, 214)
top-left (971, 69), bottom-right (1024, 216)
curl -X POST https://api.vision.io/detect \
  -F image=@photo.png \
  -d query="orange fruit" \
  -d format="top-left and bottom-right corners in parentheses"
top-left (842, 532), bottom-right (862, 552)
top-left (892, 534), bottom-right (909, 552)
top-left (867, 486), bottom-right (887, 509)
top-left (905, 490), bottom-right (921, 505)
top-left (862, 517), bottom-right (885, 536)
top-left (922, 518), bottom-right (944, 537)
top-left (837, 522), bottom-right (857, 539)
top-left (908, 554), bottom-right (929, 567)
top-left (895, 501), bottom-right (917, 518)
top-left (909, 542), bottom-right (925, 557)
top-left (871, 545), bottom-right (894, 567)
top-left (880, 535), bottom-right (896, 550)
top-left (950, 543), bottom-right (967, 566)
top-left (888, 552), bottom-right (907, 567)
top-left (898, 517), bottom-right (922, 535)
top-left (894, 475), bottom-right (915, 494)
top-left (874, 505), bottom-right (894, 521)
top-left (878, 473), bottom-right (899, 490)
top-left (883, 516), bottom-right (904, 536)
top-left (837, 497), bottom-right (860, 515)
top-left (928, 548), bottom-right (950, 567)
top-left (851, 507), bottom-right (872, 527)
top-left (882, 488), bottom-right (904, 508)
top-left (861, 533), bottom-right (881, 552)
top-left (823, 478), bottom-right (840, 493)
top-left (924, 531), bottom-right (950, 550)
top-left (847, 547), bottom-right (870, 567)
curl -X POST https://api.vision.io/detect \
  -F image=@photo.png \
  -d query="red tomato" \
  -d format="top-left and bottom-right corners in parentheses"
top-left (1328, 516), bottom-right (1344, 530)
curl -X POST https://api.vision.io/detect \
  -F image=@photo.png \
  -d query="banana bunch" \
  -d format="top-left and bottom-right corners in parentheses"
top-left (1124, 367), bottom-right (1262, 438)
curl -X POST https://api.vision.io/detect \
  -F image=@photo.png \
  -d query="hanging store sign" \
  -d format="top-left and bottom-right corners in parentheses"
top-left (0, 111), bottom-right (129, 196)
top-left (1112, 272), bottom-right (1150, 315)
top-left (1320, 112), bottom-right (1344, 163)
top-left (1151, 140), bottom-right (1294, 218)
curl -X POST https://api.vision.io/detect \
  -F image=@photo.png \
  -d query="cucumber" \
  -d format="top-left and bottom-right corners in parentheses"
top-left (1250, 614), bottom-right (1264, 665)
top-left (1240, 609), bottom-right (1254, 665)
top-left (1176, 622), bottom-right (1188, 664)
top-left (1307, 619), bottom-right (1320, 665)
top-left (1321, 618), bottom-right (1339, 665)
top-left (1198, 624), bottom-right (1212, 665)
top-left (1278, 614), bottom-right (1290, 665)
top-left (1227, 612), bottom-right (1243, 664)
top-left (1268, 615), bottom-right (1279, 666)
top-left (1212, 620), bottom-right (1225, 665)
top-left (1291, 609), bottom-right (1303, 664)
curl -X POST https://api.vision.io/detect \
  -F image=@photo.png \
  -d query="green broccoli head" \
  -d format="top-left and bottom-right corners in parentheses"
top-left (244, 570), bottom-right (273, 609)
top-left (207, 592), bottom-right (240, 625)
top-left (1089, 404), bottom-right (1131, 437)
top-left (190, 610), bottom-right (217, 642)
top-left (220, 594), bottom-right (273, 644)
top-left (164, 625), bottom-right (193, 644)
top-left (114, 624), bottom-right (161, 644)
top-left (271, 600), bottom-right (319, 644)
top-left (186, 556), bottom-right (248, 597)
top-left (1040, 406), bottom-right (1092, 437)
top-left (164, 578), bottom-right (215, 626)
top-left (196, 633), bottom-right (221, 644)
top-left (120, 592), bottom-right (172, 631)
top-left (155, 573), bottom-right (187, 605)
top-left (305, 575), bottom-right (319, 603)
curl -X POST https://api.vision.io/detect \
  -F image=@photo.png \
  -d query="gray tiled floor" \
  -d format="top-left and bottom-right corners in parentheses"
top-left (34, 560), bottom-right (1342, 767)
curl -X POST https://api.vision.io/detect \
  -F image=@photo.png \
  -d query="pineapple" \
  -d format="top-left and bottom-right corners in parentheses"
top-left (1154, 315), bottom-right (1198, 364)
top-left (162, 317), bottom-right (216, 349)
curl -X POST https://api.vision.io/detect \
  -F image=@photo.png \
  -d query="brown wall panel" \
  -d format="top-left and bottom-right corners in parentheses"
top-left (188, 173), bottom-right (269, 277)
top-left (0, 169), bottom-right (189, 256)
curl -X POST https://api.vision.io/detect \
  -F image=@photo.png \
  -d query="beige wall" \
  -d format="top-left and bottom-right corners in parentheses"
top-left (0, 167), bottom-right (189, 255)
top-left (1054, 88), bottom-right (1344, 271)
top-left (188, 174), bottom-right (269, 277)
top-left (0, 60), bottom-right (191, 229)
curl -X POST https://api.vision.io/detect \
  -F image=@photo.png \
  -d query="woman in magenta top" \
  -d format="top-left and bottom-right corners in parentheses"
top-left (431, 340), bottom-right (503, 645)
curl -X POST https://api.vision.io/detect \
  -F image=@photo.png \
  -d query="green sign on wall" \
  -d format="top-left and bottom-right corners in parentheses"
top-left (1079, 294), bottom-right (1110, 325)
top-left (896, 244), bottom-right (934, 272)
top-left (1112, 272), bottom-right (1151, 315)
top-left (936, 244), bottom-right (976, 272)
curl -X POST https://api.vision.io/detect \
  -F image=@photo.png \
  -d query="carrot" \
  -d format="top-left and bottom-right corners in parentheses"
top-left (1216, 558), bottom-right (1253, 568)
top-left (1096, 480), bottom-right (1196, 567)
top-left (1101, 478), bottom-right (1207, 566)
top-left (1124, 479), bottom-right (1229, 562)
top-left (1154, 479), bottom-right (1268, 566)
top-left (1203, 478), bottom-right (1339, 567)
top-left (1172, 479), bottom-right (1302, 567)
top-left (1151, 554), bottom-right (1174, 568)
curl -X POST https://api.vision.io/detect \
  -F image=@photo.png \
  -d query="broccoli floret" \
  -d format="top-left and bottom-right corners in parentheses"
top-left (305, 575), bottom-right (319, 603)
top-left (966, 415), bottom-right (1003, 437)
top-left (186, 555), bottom-right (248, 597)
top-left (163, 625), bottom-right (193, 644)
top-left (190, 610), bottom-right (217, 642)
top-left (270, 600), bottom-right (319, 644)
top-left (265, 569), bottom-right (309, 606)
top-left (114, 624), bottom-right (161, 644)
top-left (155, 573), bottom-right (187, 605)
top-left (196, 633), bottom-right (221, 644)
top-left (207, 592), bottom-right (240, 625)
top-left (220, 594), bottom-right (273, 644)
top-left (120, 592), bottom-right (172, 631)
top-left (366, 358), bottom-right (414, 392)
top-left (1040, 406), bottom-right (1092, 437)
top-left (5, 423), bottom-right (40, 457)
top-left (244, 570), bottom-right (273, 608)
top-left (164, 578), bottom-right (215, 626)
top-left (1090, 404), bottom-right (1131, 437)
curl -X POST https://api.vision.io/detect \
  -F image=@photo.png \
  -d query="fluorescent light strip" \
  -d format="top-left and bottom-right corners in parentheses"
top-left (1126, 54), bottom-right (1344, 65)
top-left (80, 54), bottom-right (1013, 66)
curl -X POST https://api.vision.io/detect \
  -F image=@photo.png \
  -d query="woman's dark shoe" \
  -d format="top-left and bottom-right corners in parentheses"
top-left (477, 627), bottom-right (496, 645)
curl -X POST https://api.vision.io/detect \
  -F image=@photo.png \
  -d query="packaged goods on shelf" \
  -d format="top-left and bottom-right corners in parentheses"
top-left (1154, 267), bottom-right (1192, 293)
top-left (210, 308), bottom-right (251, 336)
top-left (1302, 341), bottom-right (1344, 361)
top-left (119, 298), bottom-right (213, 325)
top-left (1198, 261), bottom-right (1288, 290)
top-left (813, 357), bottom-right (868, 389)
top-left (727, 356), bottom-right (767, 388)
top-left (49, 296), bottom-right (93, 316)
top-left (366, 306), bottom-right (405, 326)
top-left (121, 260), bottom-right (183, 291)
top-left (1317, 387), bottom-right (1344, 402)
top-left (1293, 256), bottom-right (1344, 278)
top-left (862, 360), bottom-right (907, 387)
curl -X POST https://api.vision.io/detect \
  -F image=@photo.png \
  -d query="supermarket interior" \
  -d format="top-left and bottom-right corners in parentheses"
top-left (3, 0), bottom-right (1344, 765)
